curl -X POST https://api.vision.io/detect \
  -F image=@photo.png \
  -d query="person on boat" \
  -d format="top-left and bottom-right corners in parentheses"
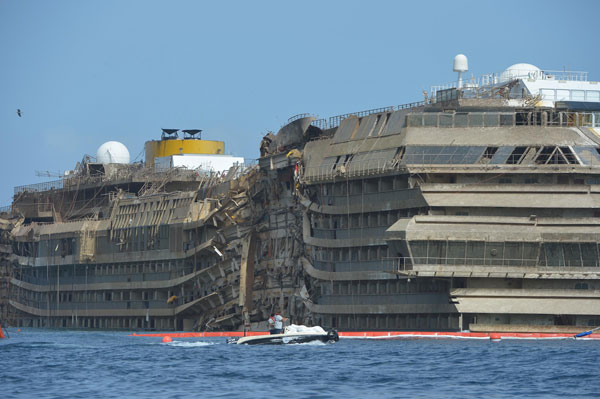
top-left (268, 312), bottom-right (288, 335)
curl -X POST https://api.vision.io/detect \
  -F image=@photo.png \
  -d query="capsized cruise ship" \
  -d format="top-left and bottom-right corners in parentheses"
top-left (2, 55), bottom-right (600, 333)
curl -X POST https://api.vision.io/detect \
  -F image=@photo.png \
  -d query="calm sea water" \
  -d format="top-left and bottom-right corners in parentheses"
top-left (1, 329), bottom-right (599, 399)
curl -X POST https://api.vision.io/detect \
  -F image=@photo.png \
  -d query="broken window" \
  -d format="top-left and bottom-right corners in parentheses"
top-left (520, 147), bottom-right (540, 165)
top-left (506, 147), bottom-right (527, 164)
top-left (535, 146), bottom-right (556, 164)
top-left (479, 147), bottom-right (498, 164)
top-left (559, 147), bottom-right (579, 164)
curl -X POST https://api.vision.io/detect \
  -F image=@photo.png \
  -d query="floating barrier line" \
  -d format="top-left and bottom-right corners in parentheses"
top-left (129, 331), bottom-right (600, 340)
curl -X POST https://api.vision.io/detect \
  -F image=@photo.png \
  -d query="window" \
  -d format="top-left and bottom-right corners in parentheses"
top-left (454, 113), bottom-right (468, 127)
top-left (500, 113), bottom-right (515, 126)
top-left (479, 147), bottom-right (498, 163)
top-left (484, 113), bottom-right (499, 127)
top-left (556, 90), bottom-right (570, 101)
top-left (439, 113), bottom-right (453, 128)
top-left (469, 113), bottom-right (484, 127)
top-left (424, 113), bottom-right (438, 127)
top-left (540, 89), bottom-right (555, 100)
top-left (408, 113), bottom-right (423, 127)
top-left (507, 147), bottom-right (527, 164)
top-left (572, 90), bottom-right (585, 101)
top-left (586, 91), bottom-right (600, 102)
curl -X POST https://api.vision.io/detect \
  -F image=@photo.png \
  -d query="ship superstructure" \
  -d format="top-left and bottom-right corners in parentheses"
top-left (3, 55), bottom-right (600, 333)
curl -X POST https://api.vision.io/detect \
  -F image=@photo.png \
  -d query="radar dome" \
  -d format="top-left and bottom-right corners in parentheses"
top-left (453, 54), bottom-right (468, 72)
top-left (502, 63), bottom-right (541, 81)
top-left (96, 141), bottom-right (130, 164)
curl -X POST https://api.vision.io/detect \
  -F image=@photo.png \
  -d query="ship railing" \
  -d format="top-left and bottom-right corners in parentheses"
top-left (14, 179), bottom-right (64, 195)
top-left (0, 204), bottom-right (12, 214)
top-left (288, 102), bottom-right (426, 132)
top-left (302, 148), bottom-right (600, 182)
top-left (311, 118), bottom-right (329, 130)
top-left (381, 256), bottom-right (600, 273)
top-left (224, 160), bottom-right (259, 179)
top-left (288, 113), bottom-right (313, 123)
top-left (9, 297), bottom-right (179, 312)
top-left (430, 69), bottom-right (589, 100)
top-left (406, 111), bottom-right (600, 128)
top-left (397, 101), bottom-right (426, 110)
top-left (281, 113), bottom-right (324, 130)
top-left (328, 106), bottom-right (394, 129)
top-left (303, 158), bottom-right (404, 182)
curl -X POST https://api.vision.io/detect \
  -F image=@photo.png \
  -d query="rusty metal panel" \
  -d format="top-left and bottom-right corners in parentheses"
top-left (363, 148), bottom-right (398, 165)
top-left (332, 116), bottom-right (359, 144)
top-left (381, 110), bottom-right (407, 136)
top-left (346, 152), bottom-right (370, 173)
top-left (346, 148), bottom-right (397, 172)
top-left (353, 114), bottom-right (379, 140)
top-left (319, 156), bottom-right (339, 175)
top-left (372, 112), bottom-right (391, 137)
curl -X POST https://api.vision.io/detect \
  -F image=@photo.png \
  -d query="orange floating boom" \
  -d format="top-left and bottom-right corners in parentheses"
top-left (128, 331), bottom-right (600, 339)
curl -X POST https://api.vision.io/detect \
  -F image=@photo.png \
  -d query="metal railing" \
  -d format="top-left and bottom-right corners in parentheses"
top-left (381, 256), bottom-right (600, 273)
top-left (430, 69), bottom-right (590, 99)
top-left (304, 158), bottom-right (403, 182)
top-left (328, 106), bottom-right (394, 129)
top-left (397, 101), bottom-right (426, 110)
top-left (285, 101), bottom-right (427, 133)
top-left (406, 111), bottom-right (600, 128)
top-left (302, 147), bottom-right (600, 182)
top-left (15, 179), bottom-right (64, 195)
top-left (311, 118), bottom-right (329, 130)
top-left (288, 113), bottom-right (314, 123)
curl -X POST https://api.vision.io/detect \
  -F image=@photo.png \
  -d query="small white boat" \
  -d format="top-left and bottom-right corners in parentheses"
top-left (228, 325), bottom-right (339, 345)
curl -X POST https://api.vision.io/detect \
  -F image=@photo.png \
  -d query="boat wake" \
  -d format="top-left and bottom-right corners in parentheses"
top-left (164, 341), bottom-right (216, 347)
top-left (288, 340), bottom-right (327, 346)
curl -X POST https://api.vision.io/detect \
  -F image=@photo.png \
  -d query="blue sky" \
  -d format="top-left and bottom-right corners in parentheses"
top-left (1, 0), bottom-right (598, 205)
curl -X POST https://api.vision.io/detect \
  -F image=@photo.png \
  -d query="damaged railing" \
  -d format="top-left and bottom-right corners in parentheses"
top-left (0, 205), bottom-right (12, 214)
top-left (303, 158), bottom-right (404, 182)
top-left (303, 147), bottom-right (600, 182)
top-left (328, 106), bottom-right (394, 129)
top-left (15, 179), bottom-right (64, 195)
top-left (286, 101), bottom-right (426, 132)
top-left (288, 113), bottom-right (314, 123)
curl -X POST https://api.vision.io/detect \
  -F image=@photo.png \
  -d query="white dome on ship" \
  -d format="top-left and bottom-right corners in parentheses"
top-left (453, 54), bottom-right (468, 72)
top-left (501, 63), bottom-right (541, 81)
top-left (96, 141), bottom-right (130, 164)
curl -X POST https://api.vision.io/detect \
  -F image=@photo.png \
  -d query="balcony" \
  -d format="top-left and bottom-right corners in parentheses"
top-left (382, 257), bottom-right (600, 279)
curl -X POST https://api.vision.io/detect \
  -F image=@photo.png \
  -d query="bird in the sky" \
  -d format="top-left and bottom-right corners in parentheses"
top-left (17, 109), bottom-right (22, 117)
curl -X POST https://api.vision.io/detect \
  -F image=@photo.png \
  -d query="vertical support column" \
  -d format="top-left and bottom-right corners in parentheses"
top-left (239, 230), bottom-right (257, 328)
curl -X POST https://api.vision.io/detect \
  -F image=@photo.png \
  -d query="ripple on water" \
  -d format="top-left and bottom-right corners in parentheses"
top-left (2, 330), bottom-right (600, 399)
top-left (164, 341), bottom-right (217, 347)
